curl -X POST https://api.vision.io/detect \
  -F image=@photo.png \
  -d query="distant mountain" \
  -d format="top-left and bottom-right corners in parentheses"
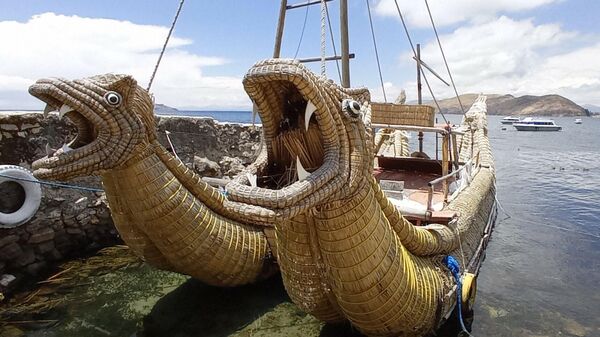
top-left (426, 94), bottom-right (588, 117)
top-left (154, 103), bottom-right (179, 114)
top-left (582, 104), bottom-right (600, 113)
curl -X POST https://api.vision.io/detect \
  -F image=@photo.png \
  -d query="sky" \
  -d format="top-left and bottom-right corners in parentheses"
top-left (0, 0), bottom-right (599, 110)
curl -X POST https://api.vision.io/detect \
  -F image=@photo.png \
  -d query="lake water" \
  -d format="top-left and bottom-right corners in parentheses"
top-left (5, 113), bottom-right (600, 337)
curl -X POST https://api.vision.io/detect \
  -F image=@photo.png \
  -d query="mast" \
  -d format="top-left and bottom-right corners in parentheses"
top-left (340, 0), bottom-right (350, 87)
top-left (273, 0), bottom-right (288, 58)
top-left (416, 44), bottom-right (422, 104)
top-left (416, 43), bottom-right (424, 153)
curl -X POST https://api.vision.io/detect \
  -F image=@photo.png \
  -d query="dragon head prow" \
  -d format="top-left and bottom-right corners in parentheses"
top-left (225, 59), bottom-right (374, 219)
top-left (29, 74), bottom-right (156, 180)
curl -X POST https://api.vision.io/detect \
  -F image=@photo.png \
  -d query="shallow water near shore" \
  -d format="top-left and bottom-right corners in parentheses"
top-left (3, 115), bottom-right (600, 337)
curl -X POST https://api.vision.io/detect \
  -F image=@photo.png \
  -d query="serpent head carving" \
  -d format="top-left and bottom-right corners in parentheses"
top-left (29, 74), bottom-right (155, 180)
top-left (225, 59), bottom-right (373, 218)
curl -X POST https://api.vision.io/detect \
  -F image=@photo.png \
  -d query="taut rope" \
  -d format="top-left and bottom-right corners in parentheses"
top-left (147, 0), bottom-right (186, 91)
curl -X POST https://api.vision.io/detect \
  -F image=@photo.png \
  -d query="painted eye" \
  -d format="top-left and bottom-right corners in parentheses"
top-left (342, 99), bottom-right (361, 118)
top-left (104, 92), bottom-right (122, 106)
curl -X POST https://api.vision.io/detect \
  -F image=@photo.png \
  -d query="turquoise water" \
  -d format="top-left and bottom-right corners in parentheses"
top-left (6, 114), bottom-right (600, 336)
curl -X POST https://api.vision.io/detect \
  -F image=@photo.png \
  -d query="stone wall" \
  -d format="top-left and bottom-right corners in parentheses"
top-left (0, 112), bottom-right (260, 296)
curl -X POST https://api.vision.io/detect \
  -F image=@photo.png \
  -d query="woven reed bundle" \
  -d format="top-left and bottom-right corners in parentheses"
top-left (371, 103), bottom-right (435, 127)
top-left (374, 129), bottom-right (410, 157)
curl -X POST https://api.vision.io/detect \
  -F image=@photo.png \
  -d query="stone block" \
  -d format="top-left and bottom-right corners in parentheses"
top-left (48, 249), bottom-right (63, 261)
top-left (35, 241), bottom-right (55, 254)
top-left (0, 124), bottom-right (18, 131)
top-left (0, 242), bottom-right (23, 261)
top-left (20, 123), bottom-right (40, 130)
top-left (25, 261), bottom-right (47, 276)
top-left (28, 228), bottom-right (55, 244)
top-left (13, 248), bottom-right (35, 267)
top-left (0, 234), bottom-right (19, 248)
top-left (66, 228), bottom-right (83, 235)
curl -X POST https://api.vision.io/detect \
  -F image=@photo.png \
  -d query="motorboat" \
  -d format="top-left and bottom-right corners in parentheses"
top-left (574, 118), bottom-right (582, 124)
top-left (513, 117), bottom-right (562, 131)
top-left (500, 116), bottom-right (520, 124)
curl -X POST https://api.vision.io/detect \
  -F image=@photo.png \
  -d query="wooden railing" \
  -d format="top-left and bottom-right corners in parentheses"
top-left (426, 150), bottom-right (481, 213)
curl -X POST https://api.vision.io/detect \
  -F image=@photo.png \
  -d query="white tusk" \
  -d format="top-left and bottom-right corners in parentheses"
top-left (45, 144), bottom-right (57, 156)
top-left (43, 104), bottom-right (55, 118)
top-left (304, 100), bottom-right (317, 131)
top-left (246, 173), bottom-right (257, 187)
top-left (61, 144), bottom-right (73, 153)
top-left (296, 156), bottom-right (310, 181)
top-left (59, 104), bottom-right (74, 119)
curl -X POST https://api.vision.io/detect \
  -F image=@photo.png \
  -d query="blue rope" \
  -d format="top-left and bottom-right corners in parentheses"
top-left (443, 255), bottom-right (474, 337)
top-left (0, 173), bottom-right (104, 193)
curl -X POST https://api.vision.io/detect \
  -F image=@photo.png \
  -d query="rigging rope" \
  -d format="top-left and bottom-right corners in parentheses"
top-left (365, 0), bottom-right (387, 102)
top-left (147, 0), bottom-right (186, 91)
top-left (0, 173), bottom-right (104, 193)
top-left (392, 0), bottom-right (448, 123)
top-left (294, 0), bottom-right (311, 59)
top-left (424, 0), bottom-right (465, 114)
top-left (320, 0), bottom-right (327, 77)
top-left (324, 2), bottom-right (342, 83)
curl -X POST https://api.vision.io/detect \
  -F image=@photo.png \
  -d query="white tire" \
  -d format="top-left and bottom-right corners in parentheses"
top-left (0, 165), bottom-right (42, 228)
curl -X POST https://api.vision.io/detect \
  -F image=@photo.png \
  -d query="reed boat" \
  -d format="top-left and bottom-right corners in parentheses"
top-left (26, 1), bottom-right (497, 336)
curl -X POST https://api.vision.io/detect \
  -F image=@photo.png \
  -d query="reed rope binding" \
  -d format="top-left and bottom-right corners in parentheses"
top-left (320, 0), bottom-right (327, 76)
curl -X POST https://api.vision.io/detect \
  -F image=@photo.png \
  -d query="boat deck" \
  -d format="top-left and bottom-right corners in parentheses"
top-left (374, 160), bottom-right (457, 224)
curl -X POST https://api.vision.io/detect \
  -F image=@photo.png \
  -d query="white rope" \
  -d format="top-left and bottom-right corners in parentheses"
top-left (320, 0), bottom-right (327, 77)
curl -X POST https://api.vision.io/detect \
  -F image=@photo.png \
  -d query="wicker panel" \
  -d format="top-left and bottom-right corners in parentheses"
top-left (371, 103), bottom-right (435, 127)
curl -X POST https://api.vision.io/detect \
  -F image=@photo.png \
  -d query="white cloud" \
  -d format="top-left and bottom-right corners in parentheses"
top-left (374, 0), bottom-right (560, 28)
top-left (0, 13), bottom-right (249, 110)
top-left (398, 16), bottom-right (600, 105)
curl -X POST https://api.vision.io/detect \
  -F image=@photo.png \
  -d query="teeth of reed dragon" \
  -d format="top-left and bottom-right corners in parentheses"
top-left (246, 173), bottom-right (257, 187)
top-left (43, 104), bottom-right (55, 118)
top-left (296, 156), bottom-right (310, 181)
top-left (304, 100), bottom-right (317, 131)
top-left (45, 144), bottom-right (57, 156)
top-left (61, 144), bottom-right (73, 153)
top-left (59, 104), bottom-right (74, 119)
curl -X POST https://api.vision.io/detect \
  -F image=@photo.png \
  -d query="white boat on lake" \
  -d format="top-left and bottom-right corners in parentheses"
top-left (574, 118), bottom-right (582, 124)
top-left (501, 116), bottom-right (521, 124)
top-left (513, 117), bottom-right (562, 131)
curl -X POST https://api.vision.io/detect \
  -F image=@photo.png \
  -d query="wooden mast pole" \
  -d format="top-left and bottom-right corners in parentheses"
top-left (273, 0), bottom-right (288, 58)
top-left (417, 43), bottom-right (424, 153)
top-left (340, 0), bottom-right (350, 87)
top-left (417, 44), bottom-right (422, 104)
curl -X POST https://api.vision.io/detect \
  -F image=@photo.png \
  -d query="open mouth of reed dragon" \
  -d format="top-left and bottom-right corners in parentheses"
top-left (225, 60), bottom-right (345, 212)
top-left (28, 75), bottom-right (145, 180)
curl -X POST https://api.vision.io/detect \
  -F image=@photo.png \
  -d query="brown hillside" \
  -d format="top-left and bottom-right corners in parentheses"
top-left (425, 94), bottom-right (588, 116)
